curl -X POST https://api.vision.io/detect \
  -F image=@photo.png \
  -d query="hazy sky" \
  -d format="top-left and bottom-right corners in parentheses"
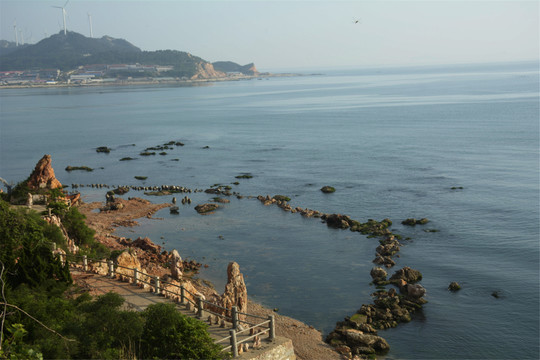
top-left (1, 0), bottom-right (538, 71)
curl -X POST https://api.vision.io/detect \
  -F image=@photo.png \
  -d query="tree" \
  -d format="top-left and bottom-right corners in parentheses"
top-left (141, 303), bottom-right (224, 359)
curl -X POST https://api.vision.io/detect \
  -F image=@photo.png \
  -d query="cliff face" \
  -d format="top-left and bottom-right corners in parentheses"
top-left (27, 154), bottom-right (63, 190)
top-left (191, 61), bottom-right (226, 80)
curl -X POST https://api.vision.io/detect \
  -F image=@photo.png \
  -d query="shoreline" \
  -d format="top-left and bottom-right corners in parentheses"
top-left (77, 197), bottom-right (340, 360)
top-left (0, 72), bottom-right (312, 90)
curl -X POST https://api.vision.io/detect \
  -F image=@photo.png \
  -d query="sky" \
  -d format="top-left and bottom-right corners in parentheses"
top-left (0, 0), bottom-right (538, 71)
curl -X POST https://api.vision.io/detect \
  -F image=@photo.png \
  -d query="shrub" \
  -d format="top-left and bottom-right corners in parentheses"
top-left (141, 303), bottom-right (224, 359)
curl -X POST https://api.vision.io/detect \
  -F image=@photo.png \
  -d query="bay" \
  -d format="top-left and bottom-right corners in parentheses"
top-left (1, 61), bottom-right (538, 359)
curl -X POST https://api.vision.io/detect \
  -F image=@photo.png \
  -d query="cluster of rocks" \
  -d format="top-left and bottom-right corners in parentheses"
top-left (327, 267), bottom-right (427, 358)
top-left (205, 185), bottom-right (243, 199)
top-left (71, 183), bottom-right (199, 194)
top-left (256, 195), bottom-right (395, 238)
top-left (117, 236), bottom-right (202, 273)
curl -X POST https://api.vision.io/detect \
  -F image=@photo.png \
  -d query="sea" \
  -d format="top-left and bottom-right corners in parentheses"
top-left (0, 61), bottom-right (538, 359)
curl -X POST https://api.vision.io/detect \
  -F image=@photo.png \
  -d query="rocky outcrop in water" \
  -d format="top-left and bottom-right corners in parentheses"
top-left (27, 154), bottom-right (63, 190)
top-left (195, 203), bottom-right (219, 214)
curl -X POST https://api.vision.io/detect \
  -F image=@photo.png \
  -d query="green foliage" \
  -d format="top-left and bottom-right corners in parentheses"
top-left (0, 199), bottom-right (71, 290)
top-left (48, 188), bottom-right (64, 201)
top-left (75, 292), bottom-right (144, 359)
top-left (61, 207), bottom-right (95, 248)
top-left (47, 201), bottom-right (68, 216)
top-left (9, 180), bottom-right (31, 204)
top-left (0, 323), bottom-right (44, 360)
top-left (141, 303), bottom-right (224, 359)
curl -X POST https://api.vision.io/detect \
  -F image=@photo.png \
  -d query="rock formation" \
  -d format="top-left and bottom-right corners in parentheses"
top-left (194, 203), bottom-right (219, 214)
top-left (221, 262), bottom-right (248, 321)
top-left (116, 250), bottom-right (143, 283)
top-left (170, 249), bottom-right (183, 280)
top-left (131, 237), bottom-right (162, 254)
top-left (27, 154), bottom-right (63, 190)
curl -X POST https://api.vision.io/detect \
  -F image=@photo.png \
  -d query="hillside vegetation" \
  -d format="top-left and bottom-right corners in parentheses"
top-left (0, 198), bottom-right (225, 359)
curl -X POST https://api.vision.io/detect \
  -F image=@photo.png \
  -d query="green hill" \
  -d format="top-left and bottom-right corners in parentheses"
top-left (0, 31), bottom-right (226, 79)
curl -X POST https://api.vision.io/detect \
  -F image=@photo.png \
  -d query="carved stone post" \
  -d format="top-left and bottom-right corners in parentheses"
top-left (230, 329), bottom-right (238, 358)
top-left (83, 255), bottom-right (88, 271)
top-left (232, 306), bottom-right (239, 330)
top-left (155, 276), bottom-right (161, 295)
top-left (269, 315), bottom-right (275, 341)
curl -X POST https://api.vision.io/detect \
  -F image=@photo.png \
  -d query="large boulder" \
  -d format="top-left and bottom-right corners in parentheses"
top-left (131, 237), bottom-right (162, 254)
top-left (343, 329), bottom-right (389, 353)
top-left (194, 203), bottom-right (219, 214)
top-left (221, 262), bottom-right (248, 321)
top-left (27, 154), bottom-right (63, 190)
top-left (406, 284), bottom-right (426, 299)
top-left (116, 250), bottom-right (142, 282)
top-left (390, 267), bottom-right (423, 284)
top-left (370, 267), bottom-right (388, 283)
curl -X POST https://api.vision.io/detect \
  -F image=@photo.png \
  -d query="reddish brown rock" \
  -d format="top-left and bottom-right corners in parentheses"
top-left (27, 154), bottom-right (63, 190)
top-left (221, 262), bottom-right (248, 321)
top-left (131, 237), bottom-right (162, 254)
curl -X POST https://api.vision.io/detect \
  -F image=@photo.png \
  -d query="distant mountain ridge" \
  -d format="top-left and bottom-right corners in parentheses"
top-left (0, 31), bottom-right (258, 79)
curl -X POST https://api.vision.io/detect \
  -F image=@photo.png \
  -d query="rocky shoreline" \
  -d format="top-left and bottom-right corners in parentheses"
top-left (13, 153), bottom-right (434, 359)
top-left (77, 196), bottom-right (340, 360)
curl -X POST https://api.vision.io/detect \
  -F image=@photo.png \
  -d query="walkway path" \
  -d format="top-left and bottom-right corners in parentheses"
top-left (70, 269), bottom-right (285, 358)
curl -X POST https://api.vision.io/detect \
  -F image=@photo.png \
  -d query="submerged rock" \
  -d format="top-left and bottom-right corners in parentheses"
top-left (448, 281), bottom-right (461, 291)
top-left (320, 185), bottom-right (336, 193)
top-left (401, 218), bottom-right (429, 226)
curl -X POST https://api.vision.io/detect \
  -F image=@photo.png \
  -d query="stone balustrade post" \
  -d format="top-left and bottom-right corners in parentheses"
top-left (155, 276), bottom-right (161, 295)
top-left (180, 286), bottom-right (185, 304)
top-left (133, 268), bottom-right (138, 285)
top-left (269, 315), bottom-right (275, 341)
top-left (232, 306), bottom-right (239, 330)
top-left (230, 329), bottom-right (238, 358)
top-left (83, 255), bottom-right (88, 272)
top-left (197, 296), bottom-right (203, 318)
top-left (107, 260), bottom-right (114, 278)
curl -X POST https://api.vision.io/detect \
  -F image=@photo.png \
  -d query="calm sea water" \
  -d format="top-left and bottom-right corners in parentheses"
top-left (1, 61), bottom-right (538, 359)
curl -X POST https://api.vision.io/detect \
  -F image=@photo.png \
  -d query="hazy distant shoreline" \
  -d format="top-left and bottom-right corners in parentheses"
top-left (0, 72), bottom-right (310, 90)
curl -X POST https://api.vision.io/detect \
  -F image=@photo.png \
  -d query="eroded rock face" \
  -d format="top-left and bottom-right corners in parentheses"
top-left (170, 249), bottom-right (183, 280)
top-left (27, 154), bottom-right (63, 190)
top-left (131, 237), bottom-right (162, 254)
top-left (116, 250), bottom-right (142, 282)
top-left (221, 262), bottom-right (248, 321)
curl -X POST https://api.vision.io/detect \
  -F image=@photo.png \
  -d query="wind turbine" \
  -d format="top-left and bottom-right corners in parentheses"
top-left (52, 0), bottom-right (70, 35)
top-left (13, 20), bottom-right (19, 46)
top-left (87, 13), bottom-right (93, 38)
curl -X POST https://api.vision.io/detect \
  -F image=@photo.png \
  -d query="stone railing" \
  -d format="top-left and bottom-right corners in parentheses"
top-left (62, 253), bottom-right (275, 357)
